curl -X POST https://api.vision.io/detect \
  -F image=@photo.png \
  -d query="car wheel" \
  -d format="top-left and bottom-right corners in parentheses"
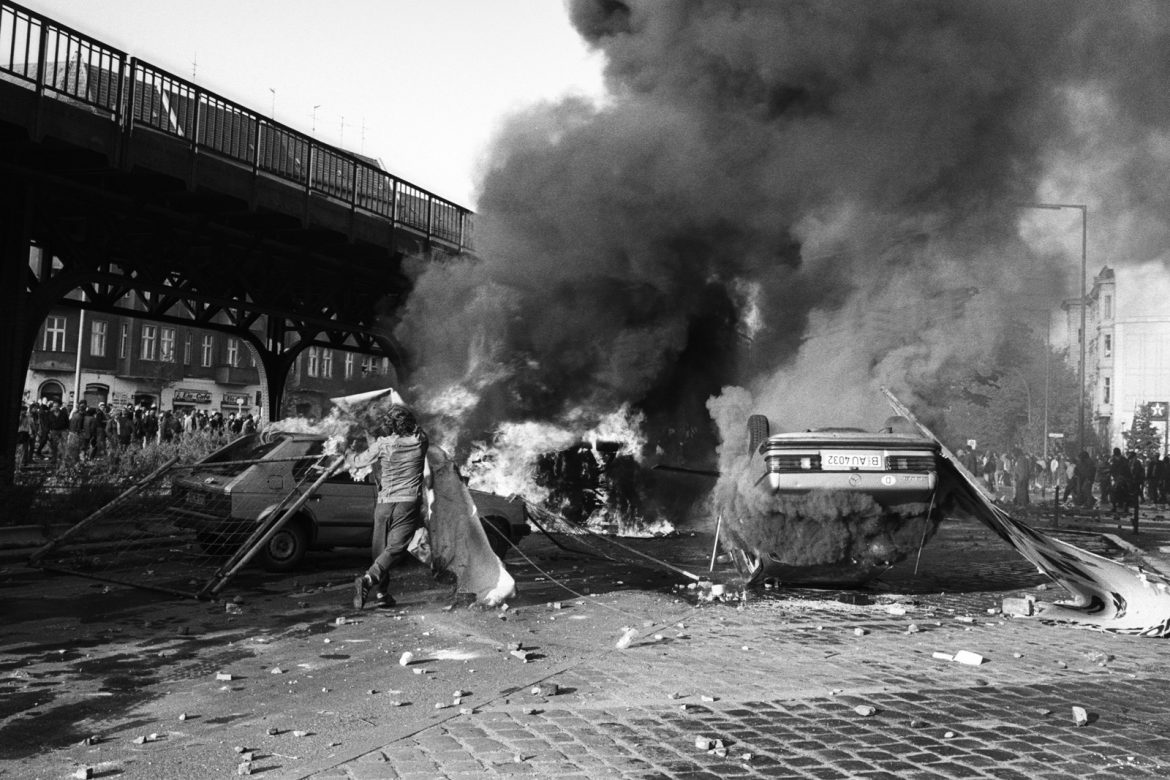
top-left (480, 515), bottom-right (512, 561)
top-left (259, 519), bottom-right (309, 572)
top-left (748, 414), bottom-right (770, 455)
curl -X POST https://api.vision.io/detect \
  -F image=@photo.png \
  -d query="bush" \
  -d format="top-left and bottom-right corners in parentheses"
top-left (8, 432), bottom-right (235, 527)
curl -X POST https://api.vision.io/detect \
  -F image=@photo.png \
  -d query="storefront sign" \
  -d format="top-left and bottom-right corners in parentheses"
top-left (174, 389), bottom-right (212, 403)
top-left (222, 393), bottom-right (251, 406)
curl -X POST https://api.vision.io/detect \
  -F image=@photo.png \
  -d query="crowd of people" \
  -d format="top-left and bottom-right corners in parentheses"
top-left (15, 398), bottom-right (260, 467)
top-left (955, 444), bottom-right (1170, 514)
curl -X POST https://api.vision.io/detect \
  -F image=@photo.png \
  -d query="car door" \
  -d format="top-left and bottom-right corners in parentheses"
top-left (308, 471), bottom-right (377, 548)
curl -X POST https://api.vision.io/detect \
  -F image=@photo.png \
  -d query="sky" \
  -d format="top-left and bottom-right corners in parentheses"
top-left (28, 0), bottom-right (607, 208)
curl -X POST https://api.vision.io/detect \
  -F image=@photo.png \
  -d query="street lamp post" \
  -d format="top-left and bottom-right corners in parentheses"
top-left (1023, 203), bottom-right (1088, 453)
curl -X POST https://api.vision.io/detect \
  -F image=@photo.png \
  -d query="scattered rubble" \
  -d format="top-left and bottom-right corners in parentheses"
top-left (853, 705), bottom-right (878, 717)
top-left (615, 627), bottom-right (639, 649)
top-left (1072, 706), bottom-right (1090, 726)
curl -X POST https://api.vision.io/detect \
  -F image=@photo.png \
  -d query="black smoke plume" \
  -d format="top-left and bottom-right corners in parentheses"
top-left (395, 0), bottom-right (1170, 475)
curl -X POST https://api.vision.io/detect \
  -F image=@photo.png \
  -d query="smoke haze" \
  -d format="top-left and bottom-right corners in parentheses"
top-left (395, 0), bottom-right (1170, 476)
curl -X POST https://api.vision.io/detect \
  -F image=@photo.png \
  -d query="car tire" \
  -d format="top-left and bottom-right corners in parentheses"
top-left (480, 515), bottom-right (513, 561)
top-left (748, 414), bottom-right (770, 455)
top-left (259, 519), bottom-right (309, 572)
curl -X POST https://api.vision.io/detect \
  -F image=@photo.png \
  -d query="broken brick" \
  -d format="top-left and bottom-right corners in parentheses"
top-left (1002, 597), bottom-right (1034, 617)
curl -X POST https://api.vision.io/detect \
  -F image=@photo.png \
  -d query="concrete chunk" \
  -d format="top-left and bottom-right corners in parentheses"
top-left (953, 650), bottom-right (985, 666)
top-left (1001, 597), bottom-right (1034, 617)
top-left (1072, 706), bottom-right (1089, 726)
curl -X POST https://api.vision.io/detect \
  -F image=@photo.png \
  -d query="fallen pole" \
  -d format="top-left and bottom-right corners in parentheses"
top-left (523, 500), bottom-right (703, 582)
top-left (709, 513), bottom-right (723, 572)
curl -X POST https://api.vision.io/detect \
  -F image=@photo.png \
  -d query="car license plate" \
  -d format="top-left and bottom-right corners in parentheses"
top-left (820, 450), bottom-right (883, 471)
top-left (187, 492), bottom-right (206, 506)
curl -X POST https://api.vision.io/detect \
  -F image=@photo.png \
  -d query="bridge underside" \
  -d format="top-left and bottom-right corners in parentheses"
top-left (0, 81), bottom-right (451, 483)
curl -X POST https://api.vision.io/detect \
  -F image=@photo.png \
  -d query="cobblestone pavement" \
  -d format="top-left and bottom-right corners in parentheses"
top-left (305, 512), bottom-right (1170, 780)
top-left (5, 508), bottom-right (1170, 779)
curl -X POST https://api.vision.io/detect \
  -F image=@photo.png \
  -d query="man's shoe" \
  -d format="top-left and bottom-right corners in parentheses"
top-left (353, 575), bottom-right (371, 609)
top-left (373, 593), bottom-right (397, 608)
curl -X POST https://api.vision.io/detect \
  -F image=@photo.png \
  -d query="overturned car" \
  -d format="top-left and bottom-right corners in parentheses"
top-left (717, 414), bottom-right (944, 586)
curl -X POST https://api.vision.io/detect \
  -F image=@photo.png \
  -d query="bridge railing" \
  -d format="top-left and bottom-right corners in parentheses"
top-left (0, 0), bottom-right (473, 252)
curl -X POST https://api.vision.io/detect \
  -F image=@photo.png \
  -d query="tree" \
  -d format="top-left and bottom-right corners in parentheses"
top-left (936, 315), bottom-right (1087, 459)
top-left (1123, 404), bottom-right (1162, 458)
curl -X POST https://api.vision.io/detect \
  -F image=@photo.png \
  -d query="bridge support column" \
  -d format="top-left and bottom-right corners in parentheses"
top-left (256, 318), bottom-right (297, 423)
top-left (0, 187), bottom-right (34, 486)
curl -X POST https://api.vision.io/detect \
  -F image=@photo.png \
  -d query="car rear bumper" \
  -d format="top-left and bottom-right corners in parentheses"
top-left (767, 471), bottom-right (936, 494)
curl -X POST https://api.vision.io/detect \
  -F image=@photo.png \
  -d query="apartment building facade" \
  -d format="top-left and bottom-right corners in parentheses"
top-left (25, 307), bottom-right (401, 419)
top-left (1064, 264), bottom-right (1170, 452)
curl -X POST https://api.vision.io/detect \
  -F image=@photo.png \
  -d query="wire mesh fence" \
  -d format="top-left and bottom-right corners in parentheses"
top-left (28, 436), bottom-right (334, 599)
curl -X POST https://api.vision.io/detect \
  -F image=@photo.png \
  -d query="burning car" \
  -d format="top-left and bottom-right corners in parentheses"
top-left (171, 432), bottom-right (529, 571)
top-left (718, 414), bottom-right (944, 586)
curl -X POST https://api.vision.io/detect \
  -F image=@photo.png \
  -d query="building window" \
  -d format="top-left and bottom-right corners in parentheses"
top-left (1103, 294), bottom-right (1112, 319)
top-left (227, 338), bottom-right (240, 367)
top-left (90, 320), bottom-right (107, 357)
top-left (43, 316), bottom-right (67, 351)
top-left (1103, 333), bottom-right (1112, 357)
top-left (201, 335), bottom-right (214, 367)
top-left (307, 347), bottom-right (320, 378)
top-left (183, 334), bottom-right (192, 365)
top-left (1103, 376), bottom-right (1111, 405)
top-left (141, 324), bottom-right (158, 360)
top-left (322, 349), bottom-right (333, 378)
top-left (120, 323), bottom-right (129, 358)
top-left (344, 353), bottom-right (354, 378)
top-left (160, 327), bottom-right (176, 362)
top-left (381, 357), bottom-right (390, 376)
top-left (361, 356), bottom-right (377, 376)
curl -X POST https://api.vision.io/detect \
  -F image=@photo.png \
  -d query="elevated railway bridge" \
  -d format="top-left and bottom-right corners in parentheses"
top-left (0, 1), bottom-right (474, 481)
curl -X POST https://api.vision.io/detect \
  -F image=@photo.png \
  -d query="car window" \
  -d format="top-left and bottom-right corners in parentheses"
top-left (198, 433), bottom-right (285, 476)
top-left (291, 440), bottom-right (327, 481)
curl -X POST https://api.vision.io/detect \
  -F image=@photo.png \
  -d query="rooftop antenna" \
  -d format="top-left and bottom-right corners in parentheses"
top-left (361, 117), bottom-right (366, 154)
top-left (191, 52), bottom-right (197, 79)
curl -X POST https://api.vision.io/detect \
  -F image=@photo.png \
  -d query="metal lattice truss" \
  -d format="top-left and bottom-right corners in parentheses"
top-left (20, 174), bottom-right (418, 372)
